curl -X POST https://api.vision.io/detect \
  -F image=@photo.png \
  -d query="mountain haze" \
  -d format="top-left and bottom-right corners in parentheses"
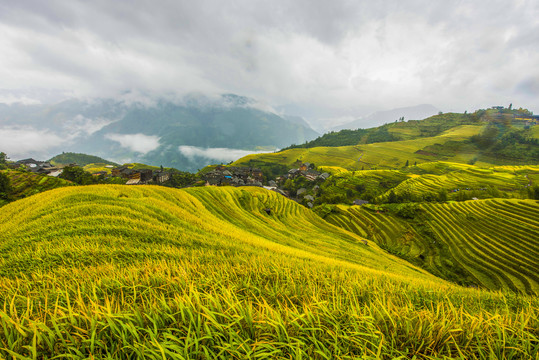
top-left (0, 94), bottom-right (318, 171)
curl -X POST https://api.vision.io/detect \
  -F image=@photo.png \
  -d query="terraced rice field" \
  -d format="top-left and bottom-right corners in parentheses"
top-left (234, 125), bottom-right (485, 170)
top-left (323, 199), bottom-right (539, 294)
top-left (386, 166), bottom-right (534, 200)
top-left (1, 185), bottom-right (537, 358)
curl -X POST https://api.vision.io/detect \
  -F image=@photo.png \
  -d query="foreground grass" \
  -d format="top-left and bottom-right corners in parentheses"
top-left (0, 185), bottom-right (537, 358)
top-left (1, 259), bottom-right (537, 359)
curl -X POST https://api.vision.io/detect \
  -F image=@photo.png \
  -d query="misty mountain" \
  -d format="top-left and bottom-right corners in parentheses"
top-left (331, 104), bottom-right (440, 131)
top-left (0, 94), bottom-right (318, 172)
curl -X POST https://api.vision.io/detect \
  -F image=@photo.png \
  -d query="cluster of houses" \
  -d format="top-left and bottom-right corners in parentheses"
top-left (10, 159), bottom-right (171, 185)
top-left (11, 158), bottom-right (65, 177)
top-left (110, 165), bottom-right (170, 185)
top-left (203, 166), bottom-right (264, 186)
top-left (278, 163), bottom-right (331, 182)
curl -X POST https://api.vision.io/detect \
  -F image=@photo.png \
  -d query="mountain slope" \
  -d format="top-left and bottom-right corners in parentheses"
top-left (237, 108), bottom-right (539, 170)
top-left (0, 185), bottom-right (537, 358)
top-left (287, 111), bottom-right (478, 149)
top-left (235, 124), bottom-right (486, 170)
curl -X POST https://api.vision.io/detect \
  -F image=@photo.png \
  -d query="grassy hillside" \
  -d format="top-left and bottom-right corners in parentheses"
top-left (319, 198), bottom-right (539, 294)
top-left (284, 112), bottom-right (481, 149)
top-left (0, 169), bottom-right (72, 205)
top-left (50, 152), bottom-right (118, 166)
top-left (0, 185), bottom-right (537, 358)
top-left (236, 108), bottom-right (539, 170)
top-left (234, 125), bottom-right (486, 170)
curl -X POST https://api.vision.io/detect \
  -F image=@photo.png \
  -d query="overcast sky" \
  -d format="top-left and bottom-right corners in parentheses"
top-left (1, 0), bottom-right (539, 123)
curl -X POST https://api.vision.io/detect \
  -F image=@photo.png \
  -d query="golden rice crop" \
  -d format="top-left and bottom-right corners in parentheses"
top-left (0, 185), bottom-right (537, 359)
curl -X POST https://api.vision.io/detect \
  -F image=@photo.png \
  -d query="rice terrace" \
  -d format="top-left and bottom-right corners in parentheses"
top-left (1, 2), bottom-right (539, 358)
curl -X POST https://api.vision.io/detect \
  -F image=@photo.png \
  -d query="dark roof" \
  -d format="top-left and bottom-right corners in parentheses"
top-left (16, 158), bottom-right (40, 164)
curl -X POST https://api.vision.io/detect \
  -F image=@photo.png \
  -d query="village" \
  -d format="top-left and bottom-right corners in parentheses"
top-left (8, 157), bottom-right (371, 209)
top-left (9, 159), bottom-right (172, 185)
top-left (10, 158), bottom-right (329, 190)
top-left (201, 162), bottom-right (333, 207)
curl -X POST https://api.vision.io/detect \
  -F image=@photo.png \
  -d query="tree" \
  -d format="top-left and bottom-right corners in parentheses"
top-left (509, 103), bottom-right (512, 110)
top-left (164, 171), bottom-right (197, 188)
top-left (0, 172), bottom-right (12, 200)
top-left (438, 189), bottom-right (448, 202)
top-left (528, 185), bottom-right (539, 200)
top-left (404, 160), bottom-right (409, 167)
top-left (0, 152), bottom-right (7, 170)
top-left (387, 190), bottom-right (397, 203)
top-left (59, 166), bottom-right (95, 185)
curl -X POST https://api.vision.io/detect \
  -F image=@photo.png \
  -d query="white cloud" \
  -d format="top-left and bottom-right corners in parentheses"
top-left (63, 115), bottom-right (116, 136)
top-left (0, 126), bottom-right (65, 159)
top-left (105, 133), bottom-right (160, 153)
top-left (178, 146), bottom-right (274, 163)
top-left (0, 94), bottom-right (41, 105)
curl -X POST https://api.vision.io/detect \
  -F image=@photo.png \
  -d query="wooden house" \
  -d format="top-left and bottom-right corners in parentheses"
top-left (112, 166), bottom-right (129, 177)
top-left (153, 171), bottom-right (170, 183)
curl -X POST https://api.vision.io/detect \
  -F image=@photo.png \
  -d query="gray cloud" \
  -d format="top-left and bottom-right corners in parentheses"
top-left (0, 0), bottom-right (538, 125)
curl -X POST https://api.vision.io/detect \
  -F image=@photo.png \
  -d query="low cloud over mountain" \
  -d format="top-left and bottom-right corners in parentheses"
top-left (0, 94), bottom-right (317, 171)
